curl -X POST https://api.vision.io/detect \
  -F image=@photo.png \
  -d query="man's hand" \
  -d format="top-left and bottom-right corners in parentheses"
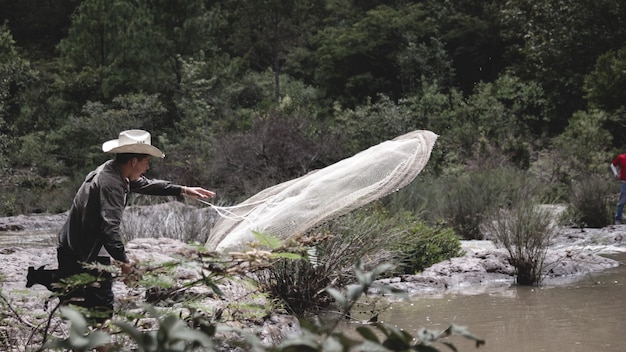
top-left (121, 262), bottom-right (134, 275)
top-left (182, 186), bottom-right (216, 199)
top-left (119, 261), bottom-right (141, 286)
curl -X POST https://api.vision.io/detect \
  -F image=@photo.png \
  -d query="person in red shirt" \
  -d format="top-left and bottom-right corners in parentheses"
top-left (611, 151), bottom-right (626, 224)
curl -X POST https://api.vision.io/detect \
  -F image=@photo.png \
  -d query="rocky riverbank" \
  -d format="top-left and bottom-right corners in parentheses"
top-left (1, 212), bottom-right (625, 349)
top-left (379, 226), bottom-right (625, 296)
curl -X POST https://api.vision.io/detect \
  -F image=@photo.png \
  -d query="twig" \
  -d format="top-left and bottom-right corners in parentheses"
top-left (35, 299), bottom-right (62, 351)
top-left (0, 290), bottom-right (37, 329)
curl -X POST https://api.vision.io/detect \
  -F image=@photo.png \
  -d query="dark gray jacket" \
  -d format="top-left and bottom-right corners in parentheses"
top-left (57, 160), bottom-right (182, 263)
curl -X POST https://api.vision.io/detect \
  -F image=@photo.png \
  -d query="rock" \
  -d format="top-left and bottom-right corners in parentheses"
top-left (0, 213), bottom-right (67, 232)
top-left (0, 223), bottom-right (24, 231)
top-left (376, 229), bottom-right (625, 296)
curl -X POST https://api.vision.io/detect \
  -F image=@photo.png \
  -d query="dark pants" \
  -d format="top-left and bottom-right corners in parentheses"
top-left (57, 248), bottom-right (114, 325)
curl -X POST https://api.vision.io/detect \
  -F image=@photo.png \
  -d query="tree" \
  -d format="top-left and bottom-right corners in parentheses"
top-left (431, 73), bottom-right (547, 169)
top-left (221, 0), bottom-right (321, 105)
top-left (0, 25), bottom-right (35, 168)
top-left (553, 109), bottom-right (613, 175)
top-left (147, 0), bottom-right (226, 86)
top-left (498, 0), bottom-right (626, 133)
top-left (0, 0), bottom-right (78, 59)
top-left (584, 45), bottom-right (626, 112)
top-left (57, 0), bottom-right (169, 101)
top-left (437, 0), bottom-right (507, 94)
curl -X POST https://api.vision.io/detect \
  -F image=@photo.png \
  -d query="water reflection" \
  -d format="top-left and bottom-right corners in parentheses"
top-left (382, 253), bottom-right (626, 352)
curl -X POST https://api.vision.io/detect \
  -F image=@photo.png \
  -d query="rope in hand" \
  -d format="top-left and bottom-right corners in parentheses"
top-left (190, 197), bottom-right (281, 224)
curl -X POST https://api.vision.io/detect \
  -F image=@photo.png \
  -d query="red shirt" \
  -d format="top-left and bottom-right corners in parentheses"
top-left (613, 154), bottom-right (626, 180)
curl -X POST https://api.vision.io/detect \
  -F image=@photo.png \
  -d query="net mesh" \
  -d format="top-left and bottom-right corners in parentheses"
top-left (205, 129), bottom-right (438, 251)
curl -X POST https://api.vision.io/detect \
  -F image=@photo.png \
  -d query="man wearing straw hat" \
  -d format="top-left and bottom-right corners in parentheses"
top-left (54, 129), bottom-right (215, 327)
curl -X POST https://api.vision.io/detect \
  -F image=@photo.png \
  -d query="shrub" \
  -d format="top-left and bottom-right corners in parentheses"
top-left (254, 205), bottom-right (463, 314)
top-left (121, 200), bottom-right (216, 244)
top-left (41, 264), bottom-right (485, 352)
top-left (391, 219), bottom-right (462, 274)
top-left (565, 174), bottom-right (614, 228)
top-left (254, 204), bottom-right (405, 315)
top-left (207, 113), bottom-right (345, 201)
top-left (0, 173), bottom-right (76, 216)
top-left (438, 168), bottom-right (518, 240)
top-left (483, 192), bottom-right (557, 285)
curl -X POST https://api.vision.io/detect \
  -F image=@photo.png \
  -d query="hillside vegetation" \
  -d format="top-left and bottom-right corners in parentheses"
top-left (0, 0), bottom-right (624, 225)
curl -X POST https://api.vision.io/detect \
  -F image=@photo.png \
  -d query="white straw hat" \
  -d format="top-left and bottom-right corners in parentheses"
top-left (102, 129), bottom-right (165, 158)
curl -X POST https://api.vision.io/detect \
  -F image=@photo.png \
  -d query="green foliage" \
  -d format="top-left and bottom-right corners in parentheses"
top-left (311, 1), bottom-right (446, 104)
top-left (444, 74), bottom-right (546, 169)
top-left (59, 93), bottom-right (168, 169)
top-left (45, 264), bottom-right (484, 352)
top-left (498, 0), bottom-right (626, 128)
top-left (392, 219), bottom-right (463, 274)
top-left (0, 193), bottom-right (17, 216)
top-left (14, 131), bottom-right (65, 175)
top-left (1, 0), bottom-right (625, 225)
top-left (565, 174), bottom-right (614, 228)
top-left (437, 168), bottom-right (518, 240)
top-left (253, 204), bottom-right (463, 315)
top-left (553, 109), bottom-right (614, 176)
top-left (0, 24), bottom-right (32, 122)
top-left (113, 304), bottom-right (214, 352)
top-left (223, 0), bottom-right (319, 105)
top-left (584, 45), bottom-right (626, 112)
top-left (44, 307), bottom-right (111, 351)
top-left (0, 24), bottom-right (35, 171)
top-left (253, 205), bottom-right (401, 315)
top-left (0, 172), bottom-right (75, 216)
top-left (399, 167), bottom-right (551, 241)
top-left (332, 94), bottom-right (418, 155)
top-left (57, 0), bottom-right (169, 98)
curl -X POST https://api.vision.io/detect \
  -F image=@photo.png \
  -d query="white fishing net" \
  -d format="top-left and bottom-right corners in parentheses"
top-left (205, 129), bottom-right (438, 252)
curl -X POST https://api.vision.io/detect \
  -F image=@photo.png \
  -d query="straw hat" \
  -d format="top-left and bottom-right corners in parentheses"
top-left (102, 129), bottom-right (165, 158)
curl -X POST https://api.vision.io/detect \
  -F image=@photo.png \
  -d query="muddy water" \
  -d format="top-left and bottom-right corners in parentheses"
top-left (380, 253), bottom-right (626, 352)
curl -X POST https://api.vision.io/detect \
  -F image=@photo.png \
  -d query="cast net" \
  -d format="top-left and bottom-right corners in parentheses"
top-left (204, 129), bottom-right (438, 252)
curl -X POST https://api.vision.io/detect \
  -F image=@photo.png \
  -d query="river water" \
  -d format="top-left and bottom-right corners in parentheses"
top-left (379, 252), bottom-right (626, 352)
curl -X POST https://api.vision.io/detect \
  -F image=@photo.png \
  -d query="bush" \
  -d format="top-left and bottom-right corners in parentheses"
top-left (39, 264), bottom-right (485, 352)
top-left (438, 168), bottom-right (519, 240)
top-left (483, 191), bottom-right (557, 285)
top-left (391, 219), bottom-right (462, 274)
top-left (566, 174), bottom-right (614, 228)
top-left (121, 200), bottom-right (216, 244)
top-left (254, 205), bottom-right (463, 314)
top-left (0, 172), bottom-right (76, 216)
top-left (254, 204), bottom-right (404, 315)
top-left (207, 113), bottom-right (345, 201)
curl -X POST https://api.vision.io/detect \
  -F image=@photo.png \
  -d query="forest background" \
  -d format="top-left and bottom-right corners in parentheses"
top-left (1, 0), bottom-right (626, 220)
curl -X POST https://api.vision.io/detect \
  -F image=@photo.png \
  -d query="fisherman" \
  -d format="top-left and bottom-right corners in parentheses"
top-left (29, 129), bottom-right (214, 328)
